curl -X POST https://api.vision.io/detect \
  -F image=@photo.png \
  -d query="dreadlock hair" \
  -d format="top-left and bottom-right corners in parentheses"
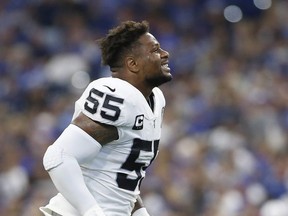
top-left (98, 20), bottom-right (149, 68)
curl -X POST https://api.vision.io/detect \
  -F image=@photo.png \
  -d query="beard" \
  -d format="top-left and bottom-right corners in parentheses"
top-left (146, 71), bottom-right (173, 87)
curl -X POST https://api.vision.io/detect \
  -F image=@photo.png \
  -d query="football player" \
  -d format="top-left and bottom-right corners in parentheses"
top-left (40, 20), bottom-right (172, 216)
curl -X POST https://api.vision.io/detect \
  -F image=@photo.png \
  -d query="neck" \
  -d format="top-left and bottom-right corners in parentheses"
top-left (111, 70), bottom-right (153, 99)
top-left (134, 83), bottom-right (153, 99)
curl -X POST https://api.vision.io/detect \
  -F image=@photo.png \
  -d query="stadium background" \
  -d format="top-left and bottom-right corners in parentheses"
top-left (1, 0), bottom-right (288, 215)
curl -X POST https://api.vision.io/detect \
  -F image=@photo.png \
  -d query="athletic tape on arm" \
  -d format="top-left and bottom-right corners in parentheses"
top-left (43, 124), bottom-right (102, 171)
top-left (43, 124), bottom-right (105, 215)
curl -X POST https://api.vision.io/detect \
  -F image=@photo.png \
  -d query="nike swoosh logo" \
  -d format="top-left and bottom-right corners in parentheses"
top-left (103, 85), bottom-right (116, 92)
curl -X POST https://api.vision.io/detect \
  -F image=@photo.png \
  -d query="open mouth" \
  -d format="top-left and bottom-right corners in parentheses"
top-left (161, 63), bottom-right (170, 71)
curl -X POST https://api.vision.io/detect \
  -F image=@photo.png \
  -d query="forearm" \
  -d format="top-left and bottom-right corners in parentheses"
top-left (48, 154), bottom-right (97, 214)
top-left (132, 195), bottom-right (150, 216)
top-left (43, 124), bottom-right (105, 215)
top-left (132, 195), bottom-right (145, 213)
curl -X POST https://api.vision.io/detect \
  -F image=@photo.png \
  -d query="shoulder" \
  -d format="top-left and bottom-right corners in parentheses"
top-left (88, 77), bottom-right (142, 99)
top-left (75, 77), bottom-right (144, 126)
top-left (89, 77), bottom-right (134, 91)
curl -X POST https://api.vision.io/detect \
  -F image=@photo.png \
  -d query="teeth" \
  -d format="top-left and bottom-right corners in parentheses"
top-left (162, 64), bottom-right (170, 70)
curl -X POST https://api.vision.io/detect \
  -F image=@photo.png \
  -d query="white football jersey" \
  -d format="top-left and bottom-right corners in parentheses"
top-left (49, 77), bottom-right (166, 216)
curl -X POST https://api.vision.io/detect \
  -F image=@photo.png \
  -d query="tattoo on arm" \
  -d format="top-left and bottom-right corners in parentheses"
top-left (72, 112), bottom-right (119, 145)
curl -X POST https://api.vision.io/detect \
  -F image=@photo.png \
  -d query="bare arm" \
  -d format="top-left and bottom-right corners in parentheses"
top-left (132, 195), bottom-right (145, 214)
top-left (72, 112), bottom-right (119, 145)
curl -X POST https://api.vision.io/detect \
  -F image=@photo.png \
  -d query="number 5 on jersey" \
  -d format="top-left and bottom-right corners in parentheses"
top-left (84, 88), bottom-right (124, 121)
top-left (116, 139), bottom-right (159, 191)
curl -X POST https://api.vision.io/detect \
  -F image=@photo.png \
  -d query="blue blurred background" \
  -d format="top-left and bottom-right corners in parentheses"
top-left (1, 0), bottom-right (288, 215)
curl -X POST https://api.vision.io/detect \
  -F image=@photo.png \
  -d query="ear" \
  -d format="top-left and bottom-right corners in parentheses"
top-left (125, 56), bottom-right (139, 73)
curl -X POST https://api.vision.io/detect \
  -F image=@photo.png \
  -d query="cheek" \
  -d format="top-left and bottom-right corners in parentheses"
top-left (148, 56), bottom-right (161, 68)
top-left (142, 55), bottom-right (161, 73)
top-left (146, 53), bottom-right (160, 63)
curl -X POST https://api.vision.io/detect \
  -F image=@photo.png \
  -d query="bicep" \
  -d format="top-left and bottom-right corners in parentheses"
top-left (72, 112), bottom-right (119, 145)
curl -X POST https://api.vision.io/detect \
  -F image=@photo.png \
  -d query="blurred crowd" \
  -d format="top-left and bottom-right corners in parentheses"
top-left (1, 0), bottom-right (288, 215)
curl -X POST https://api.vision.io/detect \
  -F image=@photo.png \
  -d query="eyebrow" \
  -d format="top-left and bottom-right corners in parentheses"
top-left (150, 43), bottom-right (160, 50)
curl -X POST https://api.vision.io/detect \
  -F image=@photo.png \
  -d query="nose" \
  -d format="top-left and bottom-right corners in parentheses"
top-left (160, 48), bottom-right (169, 58)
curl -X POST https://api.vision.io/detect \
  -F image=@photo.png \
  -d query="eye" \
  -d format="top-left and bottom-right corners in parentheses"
top-left (152, 48), bottom-right (160, 53)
